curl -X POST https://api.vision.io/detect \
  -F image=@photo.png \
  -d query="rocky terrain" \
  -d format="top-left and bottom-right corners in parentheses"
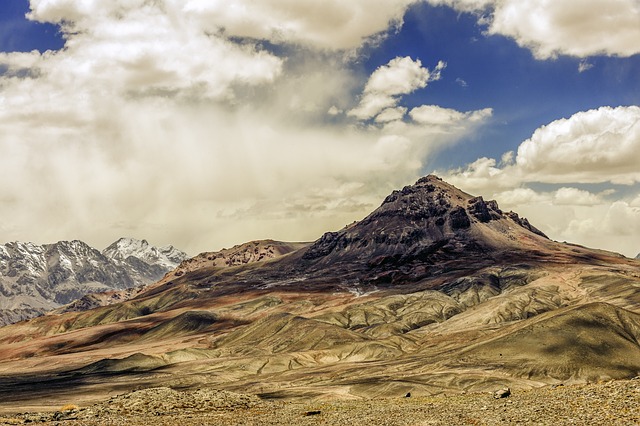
top-left (54, 239), bottom-right (303, 316)
top-left (167, 240), bottom-right (309, 280)
top-left (1, 379), bottom-right (638, 425)
top-left (0, 175), bottom-right (638, 422)
top-left (0, 238), bottom-right (187, 325)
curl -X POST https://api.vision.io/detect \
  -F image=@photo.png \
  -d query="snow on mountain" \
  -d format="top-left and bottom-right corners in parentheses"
top-left (0, 238), bottom-right (188, 326)
top-left (102, 238), bottom-right (188, 270)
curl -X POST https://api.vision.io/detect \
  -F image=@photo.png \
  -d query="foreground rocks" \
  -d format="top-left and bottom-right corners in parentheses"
top-left (1, 379), bottom-right (638, 425)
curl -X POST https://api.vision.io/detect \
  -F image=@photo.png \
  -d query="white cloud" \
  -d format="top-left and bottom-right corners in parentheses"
top-left (348, 57), bottom-right (445, 120)
top-left (515, 106), bottom-right (640, 184)
top-left (0, 1), bottom-right (499, 255)
top-left (327, 105), bottom-right (343, 116)
top-left (428, 0), bottom-right (640, 58)
top-left (553, 188), bottom-right (602, 206)
top-left (185, 0), bottom-right (419, 50)
top-left (494, 188), bottom-right (548, 207)
top-left (446, 106), bottom-right (640, 189)
top-left (410, 105), bottom-right (492, 128)
top-left (603, 201), bottom-right (640, 236)
top-left (28, 0), bottom-right (418, 51)
top-left (4, 5), bottom-right (284, 104)
top-left (442, 157), bottom-right (513, 194)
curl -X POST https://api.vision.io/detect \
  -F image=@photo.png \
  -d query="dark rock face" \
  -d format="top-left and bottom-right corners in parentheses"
top-left (449, 206), bottom-right (471, 229)
top-left (467, 196), bottom-right (502, 223)
top-left (505, 212), bottom-right (547, 238)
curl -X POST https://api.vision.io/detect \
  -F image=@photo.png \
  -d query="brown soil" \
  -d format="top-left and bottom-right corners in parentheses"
top-left (2, 379), bottom-right (638, 425)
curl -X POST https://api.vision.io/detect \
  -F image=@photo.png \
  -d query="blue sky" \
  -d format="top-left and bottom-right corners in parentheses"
top-left (0, 0), bottom-right (639, 256)
top-left (364, 3), bottom-right (640, 169)
top-left (0, 0), bottom-right (62, 52)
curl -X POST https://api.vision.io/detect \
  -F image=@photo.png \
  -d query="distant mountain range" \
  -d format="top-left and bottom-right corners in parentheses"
top-left (0, 238), bottom-right (187, 326)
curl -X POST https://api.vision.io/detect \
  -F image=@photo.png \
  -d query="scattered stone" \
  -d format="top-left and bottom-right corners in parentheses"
top-left (7, 379), bottom-right (640, 425)
top-left (405, 392), bottom-right (411, 398)
top-left (493, 387), bottom-right (511, 399)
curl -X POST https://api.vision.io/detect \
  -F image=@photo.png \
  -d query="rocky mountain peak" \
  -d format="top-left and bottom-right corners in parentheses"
top-left (302, 175), bottom-right (547, 269)
top-left (102, 238), bottom-right (188, 270)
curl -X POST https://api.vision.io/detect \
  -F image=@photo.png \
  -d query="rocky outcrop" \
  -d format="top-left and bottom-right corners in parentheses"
top-left (168, 240), bottom-right (309, 279)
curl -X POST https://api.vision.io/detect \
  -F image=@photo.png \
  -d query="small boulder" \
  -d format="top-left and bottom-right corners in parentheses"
top-left (493, 387), bottom-right (511, 399)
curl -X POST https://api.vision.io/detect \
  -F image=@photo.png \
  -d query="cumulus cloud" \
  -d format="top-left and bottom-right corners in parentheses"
top-left (515, 106), bottom-right (640, 184)
top-left (444, 106), bottom-right (640, 190)
top-left (428, 0), bottom-right (640, 58)
top-left (184, 0), bottom-right (418, 50)
top-left (603, 201), bottom-right (640, 236)
top-left (441, 105), bottom-right (640, 257)
top-left (348, 57), bottom-right (445, 120)
top-left (553, 187), bottom-right (602, 206)
top-left (28, 0), bottom-right (418, 51)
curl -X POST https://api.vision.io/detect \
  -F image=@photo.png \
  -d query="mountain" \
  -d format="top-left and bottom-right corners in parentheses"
top-left (0, 175), bottom-right (638, 410)
top-left (299, 175), bottom-right (551, 285)
top-left (635, 253), bottom-right (639, 259)
top-left (102, 238), bottom-right (187, 270)
top-left (56, 239), bottom-right (307, 315)
top-left (0, 238), bottom-right (187, 326)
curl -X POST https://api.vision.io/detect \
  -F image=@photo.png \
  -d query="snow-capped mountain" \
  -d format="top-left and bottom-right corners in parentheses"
top-left (102, 238), bottom-right (187, 270)
top-left (0, 238), bottom-right (187, 326)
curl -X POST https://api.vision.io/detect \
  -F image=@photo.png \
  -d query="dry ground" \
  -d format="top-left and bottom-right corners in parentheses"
top-left (1, 379), bottom-right (638, 425)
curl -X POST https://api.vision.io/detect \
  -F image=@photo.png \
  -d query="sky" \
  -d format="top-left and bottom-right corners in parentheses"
top-left (0, 0), bottom-right (639, 257)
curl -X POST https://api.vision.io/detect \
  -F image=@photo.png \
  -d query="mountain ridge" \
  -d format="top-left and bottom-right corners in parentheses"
top-left (0, 238), bottom-right (188, 325)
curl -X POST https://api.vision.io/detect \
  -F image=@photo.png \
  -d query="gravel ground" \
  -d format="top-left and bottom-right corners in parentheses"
top-left (2, 379), bottom-right (638, 425)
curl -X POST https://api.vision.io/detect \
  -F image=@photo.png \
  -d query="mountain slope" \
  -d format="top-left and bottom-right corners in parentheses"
top-left (0, 175), bottom-right (638, 408)
top-left (56, 240), bottom-right (309, 315)
top-left (0, 238), bottom-right (187, 326)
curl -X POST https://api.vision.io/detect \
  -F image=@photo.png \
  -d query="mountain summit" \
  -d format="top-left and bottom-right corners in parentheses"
top-left (102, 237), bottom-right (187, 270)
top-left (305, 175), bottom-right (546, 260)
top-left (299, 175), bottom-right (550, 285)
